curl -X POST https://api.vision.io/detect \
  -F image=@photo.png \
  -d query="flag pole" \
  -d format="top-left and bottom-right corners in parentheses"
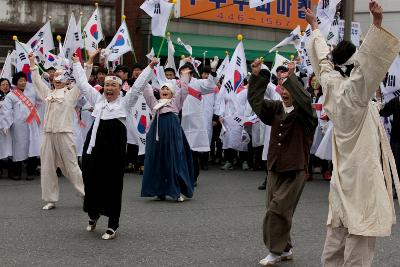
top-left (156, 0), bottom-right (177, 58)
top-left (122, 15), bottom-right (138, 63)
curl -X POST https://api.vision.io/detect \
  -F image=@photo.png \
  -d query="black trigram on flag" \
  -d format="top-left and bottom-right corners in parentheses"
top-left (234, 117), bottom-right (242, 124)
top-left (306, 59), bottom-right (311, 66)
top-left (38, 31), bottom-right (44, 38)
top-left (91, 42), bottom-right (97, 49)
top-left (327, 32), bottom-right (334, 41)
top-left (317, 17), bottom-right (322, 25)
top-left (387, 75), bottom-right (396, 87)
top-left (74, 32), bottom-right (80, 41)
top-left (236, 57), bottom-right (242, 67)
top-left (305, 28), bottom-right (312, 37)
top-left (332, 18), bottom-right (339, 26)
top-left (224, 80), bottom-right (234, 93)
top-left (322, 0), bottom-right (329, 9)
top-left (142, 103), bottom-right (147, 111)
top-left (139, 137), bottom-right (146, 145)
top-left (19, 53), bottom-right (26, 61)
top-left (82, 31), bottom-right (88, 39)
top-left (112, 48), bottom-right (119, 54)
top-left (393, 90), bottom-right (400, 97)
top-left (154, 3), bottom-right (161, 14)
top-left (120, 29), bottom-right (125, 34)
top-left (94, 15), bottom-right (98, 21)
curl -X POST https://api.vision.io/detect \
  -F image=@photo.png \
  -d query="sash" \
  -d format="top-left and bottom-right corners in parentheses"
top-left (12, 89), bottom-right (41, 125)
top-left (188, 86), bottom-right (202, 101)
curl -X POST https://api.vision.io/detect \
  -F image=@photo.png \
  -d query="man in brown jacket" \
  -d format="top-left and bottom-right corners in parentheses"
top-left (248, 59), bottom-right (317, 266)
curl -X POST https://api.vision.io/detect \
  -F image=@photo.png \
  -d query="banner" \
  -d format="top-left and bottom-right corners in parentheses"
top-left (178, 0), bottom-right (319, 30)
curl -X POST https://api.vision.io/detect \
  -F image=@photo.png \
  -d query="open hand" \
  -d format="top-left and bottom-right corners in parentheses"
top-left (304, 8), bottom-right (318, 31)
top-left (369, 0), bottom-right (383, 28)
top-left (251, 58), bottom-right (262, 76)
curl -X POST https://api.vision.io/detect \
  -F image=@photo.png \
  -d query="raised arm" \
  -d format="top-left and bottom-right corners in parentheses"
top-left (133, 59), bottom-right (159, 110)
top-left (72, 59), bottom-right (100, 107)
top-left (176, 70), bottom-right (191, 110)
top-left (248, 59), bottom-right (282, 126)
top-left (28, 53), bottom-right (50, 101)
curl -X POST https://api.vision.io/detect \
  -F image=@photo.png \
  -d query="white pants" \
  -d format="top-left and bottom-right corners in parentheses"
top-left (321, 226), bottom-right (376, 267)
top-left (41, 132), bottom-right (84, 202)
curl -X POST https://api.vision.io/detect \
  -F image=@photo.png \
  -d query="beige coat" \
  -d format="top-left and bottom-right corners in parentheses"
top-left (307, 25), bottom-right (400, 236)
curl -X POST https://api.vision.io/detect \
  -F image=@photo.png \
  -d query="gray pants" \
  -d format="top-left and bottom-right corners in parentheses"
top-left (41, 133), bottom-right (85, 202)
top-left (263, 170), bottom-right (306, 254)
top-left (321, 226), bottom-right (376, 267)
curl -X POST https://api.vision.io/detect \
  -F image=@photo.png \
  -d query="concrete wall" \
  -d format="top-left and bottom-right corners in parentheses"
top-left (355, 0), bottom-right (400, 37)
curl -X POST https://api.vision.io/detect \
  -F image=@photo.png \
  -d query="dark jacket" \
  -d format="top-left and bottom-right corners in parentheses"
top-left (248, 72), bottom-right (317, 172)
top-left (380, 96), bottom-right (400, 143)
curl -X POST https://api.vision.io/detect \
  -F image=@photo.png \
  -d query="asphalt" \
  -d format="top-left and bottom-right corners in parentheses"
top-left (0, 166), bottom-right (399, 267)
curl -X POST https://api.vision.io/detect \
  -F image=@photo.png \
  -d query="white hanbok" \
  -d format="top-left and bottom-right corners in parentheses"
top-left (0, 97), bottom-right (12, 159)
top-left (0, 84), bottom-right (41, 161)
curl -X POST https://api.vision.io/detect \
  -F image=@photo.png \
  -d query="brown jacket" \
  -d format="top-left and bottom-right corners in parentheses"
top-left (248, 72), bottom-right (317, 172)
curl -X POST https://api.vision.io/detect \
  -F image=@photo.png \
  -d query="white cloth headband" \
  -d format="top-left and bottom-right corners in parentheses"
top-left (105, 76), bottom-right (122, 85)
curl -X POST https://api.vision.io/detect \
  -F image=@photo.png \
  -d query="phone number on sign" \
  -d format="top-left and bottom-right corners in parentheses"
top-left (216, 13), bottom-right (292, 27)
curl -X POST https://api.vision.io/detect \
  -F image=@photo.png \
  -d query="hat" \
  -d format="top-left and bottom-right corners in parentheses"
top-left (160, 82), bottom-right (176, 96)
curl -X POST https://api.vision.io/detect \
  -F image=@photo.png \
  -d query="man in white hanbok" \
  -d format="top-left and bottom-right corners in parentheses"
top-left (306, 3), bottom-right (400, 265)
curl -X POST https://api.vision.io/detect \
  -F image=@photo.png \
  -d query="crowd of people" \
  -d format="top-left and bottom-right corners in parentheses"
top-left (0, 1), bottom-right (399, 266)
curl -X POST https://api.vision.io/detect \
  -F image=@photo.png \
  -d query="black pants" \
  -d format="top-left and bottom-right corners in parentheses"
top-left (225, 149), bottom-right (249, 165)
top-left (211, 125), bottom-right (222, 161)
top-left (11, 157), bottom-right (38, 176)
top-left (126, 144), bottom-right (139, 166)
top-left (88, 211), bottom-right (119, 231)
top-left (191, 151), bottom-right (200, 181)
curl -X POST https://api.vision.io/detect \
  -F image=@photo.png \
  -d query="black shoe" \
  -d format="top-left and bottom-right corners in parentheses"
top-left (258, 180), bottom-right (266, 190)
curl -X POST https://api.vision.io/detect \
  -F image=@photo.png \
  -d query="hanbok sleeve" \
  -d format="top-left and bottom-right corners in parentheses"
top-left (176, 75), bottom-right (189, 110)
top-left (125, 66), bottom-right (153, 110)
top-left (0, 94), bottom-right (14, 129)
top-left (198, 75), bottom-right (217, 94)
top-left (73, 62), bottom-right (100, 107)
top-left (30, 66), bottom-right (50, 101)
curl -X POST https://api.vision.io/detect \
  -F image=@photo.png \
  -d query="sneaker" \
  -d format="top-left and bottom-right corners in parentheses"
top-left (86, 219), bottom-right (97, 232)
top-left (259, 253), bottom-right (281, 266)
top-left (177, 195), bottom-right (185, 202)
top-left (102, 228), bottom-right (116, 240)
top-left (221, 162), bottom-right (233, 170)
top-left (42, 202), bottom-right (56, 210)
top-left (242, 161), bottom-right (249, 171)
top-left (281, 249), bottom-right (293, 261)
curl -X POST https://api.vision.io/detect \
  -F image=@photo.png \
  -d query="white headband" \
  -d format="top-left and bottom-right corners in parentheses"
top-left (105, 76), bottom-right (122, 85)
top-left (160, 82), bottom-right (176, 96)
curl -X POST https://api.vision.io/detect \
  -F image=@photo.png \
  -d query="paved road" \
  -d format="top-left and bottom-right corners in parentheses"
top-left (0, 167), bottom-right (399, 266)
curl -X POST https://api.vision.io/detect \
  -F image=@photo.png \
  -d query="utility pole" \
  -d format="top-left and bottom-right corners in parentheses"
top-left (343, 0), bottom-right (355, 41)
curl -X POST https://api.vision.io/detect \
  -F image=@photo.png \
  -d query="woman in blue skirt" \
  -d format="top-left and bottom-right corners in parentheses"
top-left (141, 68), bottom-right (194, 202)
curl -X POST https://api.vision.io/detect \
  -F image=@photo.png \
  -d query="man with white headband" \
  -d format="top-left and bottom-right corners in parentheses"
top-left (306, 1), bottom-right (400, 266)
top-left (29, 52), bottom-right (87, 211)
top-left (72, 50), bottom-right (158, 240)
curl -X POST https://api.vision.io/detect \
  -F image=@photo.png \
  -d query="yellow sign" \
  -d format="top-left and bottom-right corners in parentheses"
top-left (178, 0), bottom-right (319, 30)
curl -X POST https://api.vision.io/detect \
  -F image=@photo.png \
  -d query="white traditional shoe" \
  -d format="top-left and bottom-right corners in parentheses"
top-left (86, 220), bottom-right (97, 232)
top-left (42, 203), bottom-right (56, 210)
top-left (259, 253), bottom-right (281, 266)
top-left (101, 228), bottom-right (116, 240)
top-left (281, 249), bottom-right (293, 261)
top-left (177, 195), bottom-right (185, 202)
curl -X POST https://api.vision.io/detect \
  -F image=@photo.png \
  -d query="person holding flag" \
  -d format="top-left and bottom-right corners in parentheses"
top-left (248, 59), bottom-right (317, 266)
top-left (28, 52), bottom-right (85, 210)
top-left (305, 1), bottom-right (400, 265)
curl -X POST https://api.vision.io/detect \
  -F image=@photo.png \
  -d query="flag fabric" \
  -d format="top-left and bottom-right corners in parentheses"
top-left (327, 15), bottom-right (340, 46)
top-left (271, 53), bottom-right (290, 76)
top-left (140, 0), bottom-right (174, 37)
top-left (27, 21), bottom-right (54, 56)
top-left (15, 41), bottom-right (32, 83)
top-left (269, 25), bottom-right (301, 53)
top-left (132, 95), bottom-right (152, 155)
top-left (63, 14), bottom-right (83, 62)
top-left (299, 24), bottom-right (314, 75)
top-left (176, 37), bottom-right (193, 55)
top-left (0, 51), bottom-right (14, 81)
top-left (105, 21), bottom-right (133, 62)
top-left (216, 54), bottom-right (229, 79)
top-left (249, 0), bottom-right (275, 9)
top-left (381, 55), bottom-right (400, 102)
top-left (164, 35), bottom-right (177, 72)
top-left (221, 41), bottom-right (247, 104)
top-left (83, 7), bottom-right (104, 53)
top-left (77, 15), bottom-right (84, 49)
top-left (316, 0), bottom-right (342, 38)
top-left (146, 48), bottom-right (155, 60)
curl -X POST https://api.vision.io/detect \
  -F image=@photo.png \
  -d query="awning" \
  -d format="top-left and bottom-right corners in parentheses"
top-left (151, 32), bottom-right (296, 62)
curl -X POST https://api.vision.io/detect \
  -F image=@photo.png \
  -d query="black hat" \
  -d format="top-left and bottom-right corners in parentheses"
top-left (276, 66), bottom-right (288, 73)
